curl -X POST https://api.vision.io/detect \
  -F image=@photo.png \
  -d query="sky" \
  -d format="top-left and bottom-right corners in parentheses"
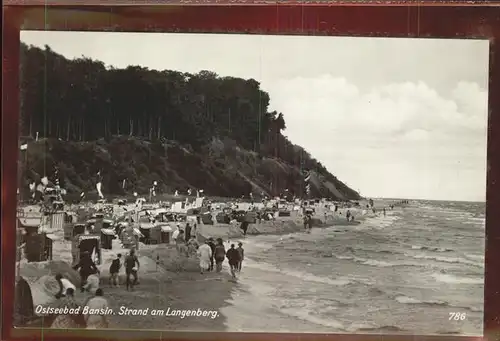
top-left (20, 31), bottom-right (490, 202)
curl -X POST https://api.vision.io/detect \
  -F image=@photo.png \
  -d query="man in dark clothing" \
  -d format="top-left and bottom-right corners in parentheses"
top-left (185, 223), bottom-right (192, 242)
top-left (240, 221), bottom-right (249, 236)
top-left (73, 251), bottom-right (99, 293)
top-left (226, 244), bottom-right (241, 279)
top-left (207, 238), bottom-right (216, 271)
top-left (214, 238), bottom-right (226, 273)
top-left (109, 254), bottom-right (122, 287)
top-left (124, 249), bottom-right (140, 291)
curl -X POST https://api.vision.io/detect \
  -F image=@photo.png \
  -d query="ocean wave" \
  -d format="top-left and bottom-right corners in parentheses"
top-left (354, 325), bottom-right (406, 333)
top-left (432, 273), bottom-right (483, 285)
top-left (331, 253), bottom-right (418, 268)
top-left (465, 253), bottom-right (485, 262)
top-left (278, 307), bottom-right (346, 330)
top-left (411, 245), bottom-right (453, 252)
top-left (395, 295), bottom-right (483, 313)
top-left (407, 253), bottom-right (483, 268)
top-left (395, 295), bottom-right (448, 306)
top-left (244, 259), bottom-right (351, 286)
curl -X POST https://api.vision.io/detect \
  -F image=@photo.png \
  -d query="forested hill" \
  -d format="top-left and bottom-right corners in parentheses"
top-left (18, 43), bottom-right (361, 201)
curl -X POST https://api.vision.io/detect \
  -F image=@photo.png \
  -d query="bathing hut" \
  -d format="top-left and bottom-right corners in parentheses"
top-left (120, 226), bottom-right (141, 249)
top-left (245, 211), bottom-right (257, 223)
top-left (17, 217), bottom-right (42, 242)
top-left (24, 233), bottom-right (53, 262)
top-left (200, 212), bottom-right (214, 225)
top-left (72, 234), bottom-right (102, 265)
top-left (157, 224), bottom-right (172, 244)
top-left (138, 220), bottom-right (155, 244)
top-left (100, 228), bottom-right (115, 249)
top-left (64, 223), bottom-right (86, 240)
top-left (145, 224), bottom-right (163, 245)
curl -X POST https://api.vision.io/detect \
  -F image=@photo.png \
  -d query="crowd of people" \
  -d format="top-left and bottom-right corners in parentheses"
top-left (48, 233), bottom-right (246, 329)
top-left (196, 238), bottom-right (244, 279)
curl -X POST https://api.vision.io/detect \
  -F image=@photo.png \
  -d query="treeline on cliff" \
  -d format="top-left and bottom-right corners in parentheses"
top-left (18, 43), bottom-right (360, 201)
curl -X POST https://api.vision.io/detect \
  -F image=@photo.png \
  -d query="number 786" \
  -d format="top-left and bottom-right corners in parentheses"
top-left (449, 312), bottom-right (466, 320)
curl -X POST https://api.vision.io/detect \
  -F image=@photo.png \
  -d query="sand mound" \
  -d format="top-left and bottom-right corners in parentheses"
top-left (20, 260), bottom-right (80, 307)
top-left (30, 275), bottom-right (61, 307)
top-left (20, 260), bottom-right (79, 283)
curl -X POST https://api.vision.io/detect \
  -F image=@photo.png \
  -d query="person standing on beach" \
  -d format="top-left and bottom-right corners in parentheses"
top-left (240, 221), bottom-right (249, 236)
top-left (84, 288), bottom-right (109, 328)
top-left (214, 238), bottom-right (226, 272)
top-left (73, 251), bottom-right (99, 293)
top-left (236, 242), bottom-right (244, 272)
top-left (172, 223), bottom-right (180, 242)
top-left (226, 244), bottom-right (241, 280)
top-left (346, 210), bottom-right (351, 222)
top-left (303, 214), bottom-right (309, 230)
top-left (185, 223), bottom-right (192, 242)
top-left (187, 235), bottom-right (199, 257)
top-left (176, 230), bottom-right (188, 256)
top-left (109, 254), bottom-right (122, 287)
top-left (124, 249), bottom-right (140, 291)
top-left (197, 240), bottom-right (212, 274)
top-left (383, 208), bottom-right (386, 217)
top-left (207, 237), bottom-right (216, 271)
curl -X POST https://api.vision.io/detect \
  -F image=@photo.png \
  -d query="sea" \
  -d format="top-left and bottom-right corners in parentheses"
top-left (220, 200), bottom-right (485, 335)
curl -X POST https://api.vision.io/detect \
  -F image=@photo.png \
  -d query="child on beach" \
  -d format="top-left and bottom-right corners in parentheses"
top-left (55, 273), bottom-right (76, 299)
top-left (236, 242), bottom-right (244, 272)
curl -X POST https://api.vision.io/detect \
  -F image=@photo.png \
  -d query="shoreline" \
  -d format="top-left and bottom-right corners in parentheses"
top-left (18, 207), bottom-right (380, 331)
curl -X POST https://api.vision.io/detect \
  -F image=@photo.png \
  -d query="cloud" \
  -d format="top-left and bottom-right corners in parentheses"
top-left (264, 77), bottom-right (488, 201)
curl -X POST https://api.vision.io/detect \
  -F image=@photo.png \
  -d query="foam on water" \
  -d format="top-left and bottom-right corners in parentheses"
top-left (395, 295), bottom-right (448, 306)
top-left (465, 253), bottom-right (485, 262)
top-left (432, 273), bottom-right (483, 285)
top-left (410, 245), bottom-right (453, 252)
top-left (408, 253), bottom-right (483, 268)
top-left (220, 201), bottom-right (485, 334)
top-left (243, 258), bottom-right (351, 286)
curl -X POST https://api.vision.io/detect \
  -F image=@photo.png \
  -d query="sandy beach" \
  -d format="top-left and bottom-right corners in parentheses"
top-left (18, 206), bottom-right (366, 331)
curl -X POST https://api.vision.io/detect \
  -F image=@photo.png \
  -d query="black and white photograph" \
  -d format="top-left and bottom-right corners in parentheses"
top-left (14, 31), bottom-right (488, 335)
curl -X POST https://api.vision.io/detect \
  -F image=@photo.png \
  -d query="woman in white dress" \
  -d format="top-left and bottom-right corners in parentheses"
top-left (197, 241), bottom-right (212, 274)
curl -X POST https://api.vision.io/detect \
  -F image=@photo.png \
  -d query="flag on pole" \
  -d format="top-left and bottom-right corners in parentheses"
top-left (20, 144), bottom-right (28, 151)
top-left (96, 171), bottom-right (104, 199)
top-left (304, 170), bottom-right (311, 197)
